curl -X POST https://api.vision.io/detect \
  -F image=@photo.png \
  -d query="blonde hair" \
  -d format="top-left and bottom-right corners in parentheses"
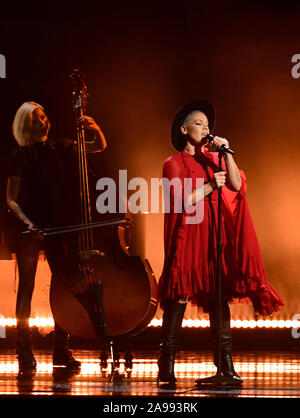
top-left (12, 101), bottom-right (45, 146)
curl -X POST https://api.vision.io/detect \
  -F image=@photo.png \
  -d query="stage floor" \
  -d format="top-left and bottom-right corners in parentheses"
top-left (0, 349), bottom-right (299, 399)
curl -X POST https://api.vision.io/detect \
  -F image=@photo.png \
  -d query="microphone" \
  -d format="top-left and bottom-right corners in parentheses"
top-left (205, 134), bottom-right (235, 155)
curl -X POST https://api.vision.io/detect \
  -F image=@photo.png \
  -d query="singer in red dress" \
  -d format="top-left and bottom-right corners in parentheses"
top-left (157, 100), bottom-right (284, 386)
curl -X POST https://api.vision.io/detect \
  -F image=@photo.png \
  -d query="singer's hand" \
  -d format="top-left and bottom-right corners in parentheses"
top-left (210, 171), bottom-right (227, 189)
top-left (211, 136), bottom-right (230, 150)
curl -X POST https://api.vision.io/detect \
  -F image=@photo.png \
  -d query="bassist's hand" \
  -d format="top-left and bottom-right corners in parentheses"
top-left (27, 222), bottom-right (44, 241)
top-left (78, 115), bottom-right (101, 136)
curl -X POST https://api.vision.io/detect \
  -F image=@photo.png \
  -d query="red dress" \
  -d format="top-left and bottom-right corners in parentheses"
top-left (157, 150), bottom-right (284, 316)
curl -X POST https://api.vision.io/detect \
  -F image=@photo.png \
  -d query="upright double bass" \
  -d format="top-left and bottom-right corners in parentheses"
top-left (50, 69), bottom-right (157, 350)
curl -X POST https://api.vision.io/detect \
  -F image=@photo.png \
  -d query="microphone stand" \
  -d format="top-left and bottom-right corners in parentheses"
top-left (196, 150), bottom-right (242, 388)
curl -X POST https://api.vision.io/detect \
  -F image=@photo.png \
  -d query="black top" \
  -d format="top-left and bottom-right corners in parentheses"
top-left (8, 138), bottom-right (81, 228)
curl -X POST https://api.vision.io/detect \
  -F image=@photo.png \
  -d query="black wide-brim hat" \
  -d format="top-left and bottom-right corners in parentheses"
top-left (171, 99), bottom-right (215, 151)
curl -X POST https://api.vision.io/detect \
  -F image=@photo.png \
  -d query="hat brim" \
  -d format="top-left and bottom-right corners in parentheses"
top-left (171, 99), bottom-right (215, 151)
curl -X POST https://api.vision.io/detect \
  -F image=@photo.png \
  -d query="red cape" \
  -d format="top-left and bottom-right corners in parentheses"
top-left (157, 151), bottom-right (284, 316)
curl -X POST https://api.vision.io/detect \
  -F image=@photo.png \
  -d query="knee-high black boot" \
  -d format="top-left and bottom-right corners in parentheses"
top-left (208, 300), bottom-right (242, 383)
top-left (157, 300), bottom-right (186, 386)
top-left (53, 323), bottom-right (81, 369)
top-left (16, 319), bottom-right (37, 371)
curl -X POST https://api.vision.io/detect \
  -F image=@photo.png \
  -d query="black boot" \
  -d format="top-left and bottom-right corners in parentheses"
top-left (157, 300), bottom-right (186, 387)
top-left (16, 319), bottom-right (37, 371)
top-left (53, 324), bottom-right (81, 369)
top-left (208, 300), bottom-right (242, 383)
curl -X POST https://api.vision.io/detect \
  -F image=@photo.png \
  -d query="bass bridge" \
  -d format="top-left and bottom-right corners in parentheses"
top-left (78, 249), bottom-right (106, 261)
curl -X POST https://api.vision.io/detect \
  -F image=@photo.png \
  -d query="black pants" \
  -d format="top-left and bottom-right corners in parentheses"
top-left (15, 234), bottom-right (78, 321)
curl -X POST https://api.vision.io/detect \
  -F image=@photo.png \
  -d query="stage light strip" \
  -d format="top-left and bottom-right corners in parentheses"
top-left (0, 317), bottom-right (299, 329)
top-left (0, 360), bottom-right (299, 376)
top-left (0, 317), bottom-right (55, 327)
top-left (150, 318), bottom-right (300, 329)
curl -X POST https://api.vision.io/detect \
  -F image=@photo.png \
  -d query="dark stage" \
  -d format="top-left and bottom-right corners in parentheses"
top-left (0, 349), bottom-right (299, 399)
top-left (0, 326), bottom-right (299, 401)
